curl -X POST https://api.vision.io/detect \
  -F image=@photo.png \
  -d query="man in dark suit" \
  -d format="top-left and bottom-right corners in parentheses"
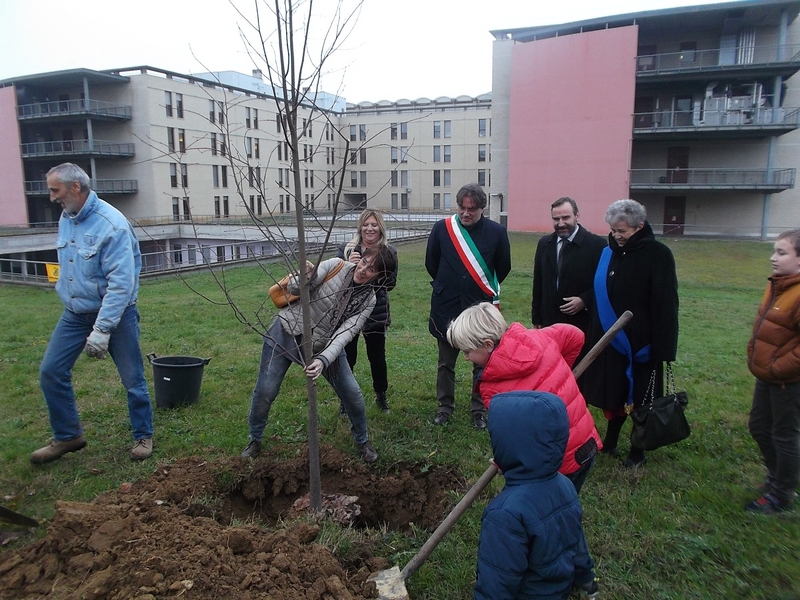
top-left (532, 197), bottom-right (606, 333)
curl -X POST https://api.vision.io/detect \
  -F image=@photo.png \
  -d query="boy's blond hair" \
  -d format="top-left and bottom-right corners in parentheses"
top-left (778, 229), bottom-right (800, 257)
top-left (447, 303), bottom-right (508, 351)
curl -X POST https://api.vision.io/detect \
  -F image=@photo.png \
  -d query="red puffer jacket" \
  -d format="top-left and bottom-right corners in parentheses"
top-left (480, 322), bottom-right (603, 475)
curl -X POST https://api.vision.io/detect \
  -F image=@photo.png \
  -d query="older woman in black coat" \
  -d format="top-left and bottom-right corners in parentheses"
top-left (579, 199), bottom-right (679, 468)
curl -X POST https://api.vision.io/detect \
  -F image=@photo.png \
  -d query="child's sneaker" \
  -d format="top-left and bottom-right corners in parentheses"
top-left (574, 579), bottom-right (600, 599)
top-left (745, 493), bottom-right (790, 515)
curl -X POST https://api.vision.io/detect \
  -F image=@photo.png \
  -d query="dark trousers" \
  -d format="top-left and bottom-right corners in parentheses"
top-left (436, 338), bottom-right (486, 416)
top-left (748, 379), bottom-right (800, 505)
top-left (344, 331), bottom-right (388, 394)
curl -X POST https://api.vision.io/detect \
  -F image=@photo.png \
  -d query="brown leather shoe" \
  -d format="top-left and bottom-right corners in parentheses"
top-left (130, 438), bottom-right (153, 460)
top-left (30, 436), bottom-right (86, 464)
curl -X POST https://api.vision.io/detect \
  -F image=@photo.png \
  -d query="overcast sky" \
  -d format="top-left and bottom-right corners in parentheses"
top-left (1, 0), bottom-right (733, 103)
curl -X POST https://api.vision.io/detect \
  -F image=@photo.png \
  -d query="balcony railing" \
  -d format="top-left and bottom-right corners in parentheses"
top-left (21, 139), bottom-right (135, 158)
top-left (637, 43), bottom-right (800, 75)
top-left (630, 168), bottom-right (795, 191)
top-left (25, 179), bottom-right (138, 195)
top-left (633, 107), bottom-right (800, 133)
top-left (17, 99), bottom-right (132, 120)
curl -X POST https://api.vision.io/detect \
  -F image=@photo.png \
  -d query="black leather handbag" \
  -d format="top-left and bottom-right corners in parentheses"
top-left (630, 363), bottom-right (690, 451)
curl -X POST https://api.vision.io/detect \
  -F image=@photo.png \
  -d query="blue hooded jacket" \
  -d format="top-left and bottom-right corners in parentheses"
top-left (474, 391), bottom-right (594, 600)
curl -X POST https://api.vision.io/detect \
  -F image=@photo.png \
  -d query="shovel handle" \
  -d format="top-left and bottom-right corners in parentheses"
top-left (400, 462), bottom-right (499, 581)
top-left (398, 309), bottom-right (633, 582)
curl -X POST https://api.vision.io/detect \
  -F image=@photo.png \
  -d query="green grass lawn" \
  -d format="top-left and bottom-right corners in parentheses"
top-left (1, 232), bottom-right (798, 599)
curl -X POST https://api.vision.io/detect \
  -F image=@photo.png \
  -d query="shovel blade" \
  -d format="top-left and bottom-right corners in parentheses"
top-left (368, 566), bottom-right (410, 600)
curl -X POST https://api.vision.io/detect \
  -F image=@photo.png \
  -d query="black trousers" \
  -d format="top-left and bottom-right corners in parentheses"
top-left (344, 330), bottom-right (388, 394)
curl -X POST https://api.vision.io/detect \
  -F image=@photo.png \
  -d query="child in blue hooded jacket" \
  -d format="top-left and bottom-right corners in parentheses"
top-left (474, 391), bottom-right (598, 600)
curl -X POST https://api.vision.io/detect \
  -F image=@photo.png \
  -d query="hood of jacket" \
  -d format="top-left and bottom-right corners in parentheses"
top-left (488, 390), bottom-right (569, 484)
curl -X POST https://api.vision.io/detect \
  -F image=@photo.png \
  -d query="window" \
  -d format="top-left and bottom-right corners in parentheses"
top-left (350, 125), bottom-right (357, 142)
top-left (246, 137), bottom-right (253, 158)
top-left (304, 170), bottom-right (309, 187)
top-left (433, 193), bottom-right (441, 210)
top-left (172, 197), bottom-right (180, 221)
top-left (257, 195), bottom-right (262, 215)
top-left (218, 101), bottom-right (224, 125)
top-left (479, 119), bottom-right (487, 137)
top-left (220, 134), bottom-right (227, 156)
top-left (209, 100), bottom-right (215, 123)
top-left (173, 243), bottom-right (182, 264)
top-left (400, 170), bottom-right (408, 187)
top-left (478, 144), bottom-right (486, 162)
top-left (679, 41), bottom-right (697, 63)
top-left (253, 108), bottom-right (259, 129)
top-left (214, 196), bottom-right (220, 218)
top-left (249, 167), bottom-right (254, 188)
top-left (279, 194), bottom-right (285, 213)
top-left (278, 142), bottom-right (282, 161)
top-left (165, 92), bottom-right (173, 117)
top-left (249, 195), bottom-right (255, 213)
top-left (223, 196), bottom-right (229, 217)
top-left (359, 124), bottom-right (366, 141)
top-left (182, 197), bottom-right (191, 220)
top-left (477, 169), bottom-right (486, 186)
top-left (212, 165), bottom-right (219, 188)
top-left (400, 146), bottom-right (408, 163)
top-left (254, 138), bottom-right (260, 159)
top-left (433, 146), bottom-right (441, 163)
top-left (433, 170), bottom-right (441, 187)
top-left (444, 120), bottom-right (451, 138)
top-left (444, 170), bottom-right (451, 187)
top-left (309, 170), bottom-right (314, 188)
top-left (276, 112), bottom-right (282, 133)
top-left (216, 245), bottom-right (225, 262)
top-left (433, 121), bottom-right (441, 138)
top-left (359, 148), bottom-right (367, 164)
top-left (188, 244), bottom-right (196, 264)
top-left (444, 145), bottom-right (451, 163)
top-left (246, 107), bottom-right (252, 129)
top-left (167, 127), bottom-right (175, 153)
top-left (391, 171), bottom-right (398, 187)
top-left (391, 193), bottom-right (398, 209)
top-left (401, 193), bottom-right (409, 209)
top-left (178, 129), bottom-right (185, 153)
top-left (180, 164), bottom-right (188, 187)
top-left (400, 122), bottom-right (407, 140)
top-left (360, 171), bottom-right (367, 187)
top-left (350, 170), bottom-right (358, 187)
top-left (350, 150), bottom-right (357, 165)
top-left (391, 146), bottom-right (398, 164)
top-left (443, 192), bottom-right (451, 210)
top-left (390, 123), bottom-right (397, 140)
top-left (221, 165), bottom-right (228, 188)
top-left (255, 166), bottom-right (260, 187)
top-left (211, 133), bottom-right (217, 155)
top-left (302, 118), bottom-right (308, 137)
top-left (170, 163), bottom-right (178, 187)
top-left (176, 93), bottom-right (184, 118)
top-left (308, 144), bottom-right (313, 163)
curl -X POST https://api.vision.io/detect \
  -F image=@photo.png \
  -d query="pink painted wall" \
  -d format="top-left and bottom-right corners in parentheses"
top-left (508, 26), bottom-right (639, 234)
top-left (0, 86), bottom-right (28, 227)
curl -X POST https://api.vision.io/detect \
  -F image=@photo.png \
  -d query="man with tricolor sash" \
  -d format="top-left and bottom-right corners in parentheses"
top-left (425, 183), bottom-right (511, 430)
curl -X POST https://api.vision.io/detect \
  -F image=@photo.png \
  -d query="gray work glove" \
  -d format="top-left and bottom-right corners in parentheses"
top-left (85, 328), bottom-right (111, 359)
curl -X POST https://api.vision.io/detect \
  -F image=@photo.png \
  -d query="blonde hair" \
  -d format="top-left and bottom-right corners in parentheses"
top-left (343, 209), bottom-right (388, 257)
top-left (447, 303), bottom-right (508, 351)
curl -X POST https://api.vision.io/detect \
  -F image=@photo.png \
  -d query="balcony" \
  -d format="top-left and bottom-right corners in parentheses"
top-left (637, 43), bottom-right (800, 83)
top-left (21, 139), bottom-right (135, 158)
top-left (633, 107), bottom-right (800, 140)
top-left (17, 99), bottom-right (132, 121)
top-left (630, 168), bottom-right (795, 192)
top-left (25, 179), bottom-right (138, 196)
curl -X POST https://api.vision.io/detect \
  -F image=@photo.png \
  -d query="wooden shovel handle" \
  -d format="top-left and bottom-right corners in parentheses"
top-left (399, 309), bottom-right (633, 581)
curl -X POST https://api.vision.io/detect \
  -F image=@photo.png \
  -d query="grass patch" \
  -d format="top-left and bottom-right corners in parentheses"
top-left (0, 233), bottom-right (798, 598)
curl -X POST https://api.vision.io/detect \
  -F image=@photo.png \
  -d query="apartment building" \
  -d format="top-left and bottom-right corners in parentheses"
top-left (491, 0), bottom-right (800, 237)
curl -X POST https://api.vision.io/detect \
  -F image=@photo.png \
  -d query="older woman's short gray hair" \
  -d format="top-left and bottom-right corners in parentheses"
top-left (605, 199), bottom-right (647, 227)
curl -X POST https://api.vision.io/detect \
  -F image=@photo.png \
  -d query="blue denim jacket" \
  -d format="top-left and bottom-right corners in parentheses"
top-left (55, 191), bottom-right (141, 332)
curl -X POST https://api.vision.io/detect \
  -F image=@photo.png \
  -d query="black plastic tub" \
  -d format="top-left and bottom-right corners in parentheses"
top-left (147, 354), bottom-right (211, 408)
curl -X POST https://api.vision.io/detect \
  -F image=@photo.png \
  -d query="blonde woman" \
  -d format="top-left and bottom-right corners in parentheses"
top-left (337, 210), bottom-right (398, 413)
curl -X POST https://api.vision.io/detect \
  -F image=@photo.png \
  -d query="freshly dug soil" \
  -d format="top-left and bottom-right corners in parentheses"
top-left (0, 444), bottom-right (464, 599)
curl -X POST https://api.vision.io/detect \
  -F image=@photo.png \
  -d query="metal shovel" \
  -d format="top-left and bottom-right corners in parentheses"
top-left (369, 310), bottom-right (633, 599)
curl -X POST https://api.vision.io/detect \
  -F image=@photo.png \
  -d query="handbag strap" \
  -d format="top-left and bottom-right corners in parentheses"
top-left (665, 361), bottom-right (675, 396)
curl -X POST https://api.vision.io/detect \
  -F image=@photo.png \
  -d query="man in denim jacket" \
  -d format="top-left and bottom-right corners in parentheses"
top-left (31, 163), bottom-right (153, 464)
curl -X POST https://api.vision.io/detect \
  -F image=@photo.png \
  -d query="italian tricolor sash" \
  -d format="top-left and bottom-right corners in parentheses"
top-left (445, 214), bottom-right (500, 304)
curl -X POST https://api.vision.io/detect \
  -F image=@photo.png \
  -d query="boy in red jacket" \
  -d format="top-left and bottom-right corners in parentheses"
top-left (447, 302), bottom-right (602, 493)
top-left (746, 229), bottom-right (800, 514)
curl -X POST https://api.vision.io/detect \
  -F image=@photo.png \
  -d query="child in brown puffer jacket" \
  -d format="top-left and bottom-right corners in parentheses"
top-left (746, 228), bottom-right (800, 514)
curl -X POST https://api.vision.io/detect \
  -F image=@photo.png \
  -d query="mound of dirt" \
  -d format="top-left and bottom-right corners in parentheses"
top-left (0, 444), bottom-right (464, 599)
